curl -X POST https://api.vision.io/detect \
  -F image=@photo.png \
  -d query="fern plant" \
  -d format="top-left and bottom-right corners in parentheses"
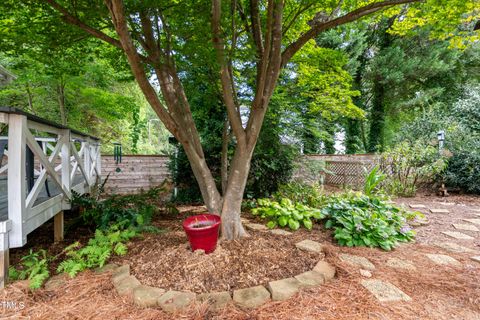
top-left (9, 249), bottom-right (50, 289)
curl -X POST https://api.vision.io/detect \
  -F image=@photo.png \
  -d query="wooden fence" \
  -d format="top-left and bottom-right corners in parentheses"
top-left (296, 154), bottom-right (378, 188)
top-left (101, 155), bottom-right (170, 194)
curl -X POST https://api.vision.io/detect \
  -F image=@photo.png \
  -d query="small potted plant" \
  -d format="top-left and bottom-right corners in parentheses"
top-left (182, 214), bottom-right (221, 254)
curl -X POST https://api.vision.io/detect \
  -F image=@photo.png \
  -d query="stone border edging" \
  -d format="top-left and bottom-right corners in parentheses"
top-left (102, 239), bottom-right (335, 313)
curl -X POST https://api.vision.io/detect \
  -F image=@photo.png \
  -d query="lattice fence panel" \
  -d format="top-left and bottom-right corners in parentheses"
top-left (324, 160), bottom-right (377, 188)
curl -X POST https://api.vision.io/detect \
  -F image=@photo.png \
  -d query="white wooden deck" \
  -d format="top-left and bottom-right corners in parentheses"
top-left (0, 107), bottom-right (101, 287)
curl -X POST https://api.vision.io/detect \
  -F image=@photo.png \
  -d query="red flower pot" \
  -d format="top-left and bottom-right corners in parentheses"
top-left (183, 214), bottom-right (221, 254)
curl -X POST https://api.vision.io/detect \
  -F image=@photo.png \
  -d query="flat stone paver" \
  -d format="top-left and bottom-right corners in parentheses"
top-left (295, 240), bottom-right (324, 253)
top-left (386, 258), bottom-right (416, 271)
top-left (133, 285), bottom-right (166, 308)
top-left (233, 285), bottom-right (270, 309)
top-left (197, 291), bottom-right (232, 311)
top-left (442, 231), bottom-right (474, 240)
top-left (409, 204), bottom-right (426, 209)
top-left (453, 224), bottom-right (479, 232)
top-left (267, 277), bottom-right (302, 301)
top-left (360, 269), bottom-right (372, 277)
top-left (426, 254), bottom-right (461, 267)
top-left (114, 275), bottom-right (141, 296)
top-left (245, 223), bottom-right (268, 231)
top-left (270, 229), bottom-right (292, 236)
top-left (430, 208), bottom-right (449, 214)
top-left (157, 291), bottom-right (196, 313)
top-left (435, 242), bottom-right (476, 253)
top-left (471, 256), bottom-right (480, 263)
top-left (313, 261), bottom-right (336, 281)
top-left (44, 273), bottom-right (68, 290)
top-left (112, 264), bottom-right (130, 283)
top-left (95, 263), bottom-right (119, 273)
top-left (361, 279), bottom-right (411, 302)
top-left (463, 219), bottom-right (480, 226)
top-left (294, 271), bottom-right (325, 288)
top-left (339, 253), bottom-right (375, 270)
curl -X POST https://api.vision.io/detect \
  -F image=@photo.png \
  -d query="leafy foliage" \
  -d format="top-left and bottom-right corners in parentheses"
top-left (251, 198), bottom-right (325, 231)
top-left (322, 193), bottom-right (416, 250)
top-left (364, 166), bottom-right (386, 196)
top-left (274, 182), bottom-right (326, 208)
top-left (9, 249), bottom-right (49, 289)
top-left (379, 141), bottom-right (447, 196)
top-left (57, 226), bottom-right (137, 277)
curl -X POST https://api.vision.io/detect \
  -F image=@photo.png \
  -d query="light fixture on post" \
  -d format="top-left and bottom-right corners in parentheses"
top-left (437, 130), bottom-right (445, 151)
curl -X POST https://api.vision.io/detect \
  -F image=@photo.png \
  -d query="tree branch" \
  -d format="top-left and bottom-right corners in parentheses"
top-left (281, 0), bottom-right (422, 67)
top-left (212, 0), bottom-right (246, 145)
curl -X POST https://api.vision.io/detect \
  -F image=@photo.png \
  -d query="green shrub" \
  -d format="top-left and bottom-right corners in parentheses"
top-left (322, 192), bottom-right (415, 250)
top-left (379, 141), bottom-right (447, 196)
top-left (274, 181), bottom-right (326, 208)
top-left (9, 249), bottom-right (49, 289)
top-left (251, 198), bottom-right (325, 230)
top-left (444, 150), bottom-right (480, 194)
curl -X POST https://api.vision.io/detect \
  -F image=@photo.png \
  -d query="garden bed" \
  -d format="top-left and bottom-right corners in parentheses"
top-left (115, 222), bottom-right (321, 293)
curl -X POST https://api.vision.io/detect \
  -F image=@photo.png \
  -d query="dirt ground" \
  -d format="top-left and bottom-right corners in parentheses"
top-left (1, 192), bottom-right (480, 320)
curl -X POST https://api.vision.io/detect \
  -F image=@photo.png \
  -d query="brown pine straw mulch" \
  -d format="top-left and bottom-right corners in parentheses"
top-left (2, 194), bottom-right (480, 319)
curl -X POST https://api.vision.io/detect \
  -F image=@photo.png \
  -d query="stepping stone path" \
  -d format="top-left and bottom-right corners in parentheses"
top-left (359, 269), bottom-right (372, 278)
top-left (471, 256), bottom-right (480, 263)
top-left (270, 229), bottom-right (292, 236)
top-left (430, 208), bottom-right (449, 214)
top-left (233, 285), bottom-right (270, 308)
top-left (435, 242), bottom-right (476, 254)
top-left (295, 239), bottom-right (324, 254)
top-left (339, 253), bottom-right (375, 270)
top-left (245, 222), bottom-right (268, 231)
top-left (267, 277), bottom-right (302, 301)
top-left (453, 224), bottom-right (479, 232)
top-left (361, 279), bottom-right (411, 302)
top-left (197, 291), bottom-right (232, 311)
top-left (409, 204), bottom-right (426, 209)
top-left (386, 258), bottom-right (416, 271)
top-left (426, 254), bottom-right (461, 267)
top-left (157, 291), bottom-right (196, 313)
top-left (442, 231), bottom-right (474, 240)
top-left (463, 218), bottom-right (480, 226)
top-left (313, 261), bottom-right (336, 281)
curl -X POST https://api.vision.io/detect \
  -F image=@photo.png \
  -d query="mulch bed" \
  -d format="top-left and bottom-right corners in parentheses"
top-left (117, 222), bottom-right (321, 294)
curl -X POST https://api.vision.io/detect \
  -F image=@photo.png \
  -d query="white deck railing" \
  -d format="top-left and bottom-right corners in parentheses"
top-left (0, 107), bottom-right (101, 287)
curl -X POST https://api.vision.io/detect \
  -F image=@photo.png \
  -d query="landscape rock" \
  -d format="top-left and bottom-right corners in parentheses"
top-left (426, 254), bottom-right (461, 267)
top-left (463, 219), bottom-right (480, 226)
top-left (157, 290), bottom-right (196, 313)
top-left (198, 291), bottom-right (232, 311)
top-left (442, 231), bottom-right (474, 240)
top-left (114, 275), bottom-right (141, 296)
top-left (95, 263), bottom-right (119, 273)
top-left (194, 249), bottom-right (206, 255)
top-left (270, 229), bottom-right (292, 236)
top-left (435, 242), bottom-right (475, 253)
top-left (112, 264), bottom-right (130, 283)
top-left (359, 269), bottom-right (372, 278)
top-left (313, 261), bottom-right (336, 281)
top-left (294, 271), bottom-right (325, 288)
top-left (233, 285), bottom-right (270, 309)
top-left (245, 223), bottom-right (268, 231)
top-left (452, 224), bottom-right (479, 232)
top-left (339, 253), bottom-right (375, 270)
top-left (430, 208), bottom-right (449, 214)
top-left (295, 240), bottom-right (324, 254)
top-left (470, 256), bottom-right (480, 263)
top-left (133, 285), bottom-right (166, 308)
top-left (267, 277), bottom-right (302, 301)
top-left (361, 279), bottom-right (411, 302)
top-left (409, 204), bottom-right (426, 209)
top-left (44, 273), bottom-right (68, 290)
top-left (386, 258), bottom-right (416, 271)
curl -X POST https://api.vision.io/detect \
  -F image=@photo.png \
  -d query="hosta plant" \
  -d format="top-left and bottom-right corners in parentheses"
top-left (322, 192), bottom-right (415, 250)
top-left (251, 198), bottom-right (325, 231)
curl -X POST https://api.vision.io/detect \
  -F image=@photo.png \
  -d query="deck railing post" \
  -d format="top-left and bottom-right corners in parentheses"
top-left (83, 138), bottom-right (91, 189)
top-left (61, 129), bottom-right (71, 209)
top-left (0, 220), bottom-right (12, 288)
top-left (7, 114), bottom-right (27, 248)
